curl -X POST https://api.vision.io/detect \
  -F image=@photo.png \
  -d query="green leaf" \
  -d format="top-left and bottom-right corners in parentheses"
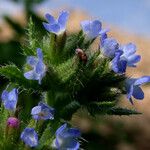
top-left (23, 18), bottom-right (38, 56)
top-left (96, 101), bottom-right (116, 108)
top-left (87, 101), bottom-right (116, 116)
top-left (87, 102), bottom-right (141, 116)
top-left (55, 57), bottom-right (76, 82)
top-left (107, 107), bottom-right (142, 115)
top-left (60, 101), bottom-right (81, 120)
top-left (0, 64), bottom-right (39, 90)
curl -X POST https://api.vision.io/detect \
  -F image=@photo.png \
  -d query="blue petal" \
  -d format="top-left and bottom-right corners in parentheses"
top-left (42, 108), bottom-right (54, 120)
top-left (81, 20), bottom-right (91, 34)
top-left (56, 137), bottom-right (79, 150)
top-left (1, 90), bottom-right (9, 102)
top-left (122, 43), bottom-right (136, 56)
top-left (24, 70), bottom-right (39, 80)
top-left (55, 124), bottom-right (80, 150)
top-left (36, 48), bottom-right (43, 60)
top-left (31, 106), bottom-right (42, 115)
top-left (21, 128), bottom-right (38, 147)
top-left (99, 29), bottom-right (110, 47)
top-left (31, 102), bottom-right (54, 120)
top-left (81, 20), bottom-right (101, 39)
top-left (134, 76), bottom-right (150, 86)
top-left (117, 60), bottom-right (127, 74)
top-left (90, 20), bottom-right (102, 38)
top-left (1, 89), bottom-right (18, 110)
top-left (101, 38), bottom-right (119, 58)
top-left (66, 139), bottom-right (80, 150)
top-left (67, 128), bottom-right (81, 138)
top-left (125, 78), bottom-right (136, 94)
top-left (99, 28), bottom-right (110, 35)
top-left (8, 88), bottom-right (18, 102)
top-left (35, 61), bottom-right (45, 74)
top-left (126, 83), bottom-right (134, 100)
top-left (4, 100), bottom-right (17, 110)
top-left (56, 123), bottom-right (67, 136)
top-left (31, 106), bottom-right (42, 120)
top-left (43, 23), bottom-right (61, 34)
top-left (111, 50), bottom-right (127, 74)
top-left (45, 13), bottom-right (56, 24)
top-left (58, 11), bottom-right (69, 31)
top-left (43, 22), bottom-right (52, 32)
top-left (132, 86), bottom-right (144, 100)
top-left (126, 55), bottom-right (141, 67)
top-left (27, 56), bottom-right (38, 67)
top-left (100, 33), bottom-right (107, 47)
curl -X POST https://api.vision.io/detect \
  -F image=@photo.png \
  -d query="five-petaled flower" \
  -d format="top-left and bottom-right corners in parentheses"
top-left (24, 48), bottom-right (46, 84)
top-left (1, 88), bottom-right (18, 111)
top-left (21, 127), bottom-right (38, 147)
top-left (53, 123), bottom-right (81, 150)
top-left (125, 76), bottom-right (150, 104)
top-left (100, 37), bottom-right (119, 58)
top-left (81, 20), bottom-right (108, 39)
top-left (43, 11), bottom-right (69, 35)
top-left (31, 102), bottom-right (55, 120)
top-left (120, 43), bottom-right (141, 67)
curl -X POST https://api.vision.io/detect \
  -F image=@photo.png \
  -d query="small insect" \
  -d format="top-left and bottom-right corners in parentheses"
top-left (75, 48), bottom-right (88, 64)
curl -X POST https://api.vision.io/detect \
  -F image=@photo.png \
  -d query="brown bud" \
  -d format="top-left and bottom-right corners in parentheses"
top-left (75, 48), bottom-right (87, 64)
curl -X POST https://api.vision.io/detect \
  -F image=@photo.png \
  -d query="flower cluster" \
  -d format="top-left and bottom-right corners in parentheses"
top-left (0, 10), bottom-right (150, 150)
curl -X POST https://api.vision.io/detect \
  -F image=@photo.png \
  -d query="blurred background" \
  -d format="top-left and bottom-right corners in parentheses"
top-left (1, 0), bottom-right (150, 149)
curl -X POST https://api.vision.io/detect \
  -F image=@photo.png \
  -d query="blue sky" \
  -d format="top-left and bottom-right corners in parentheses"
top-left (1, 0), bottom-right (150, 37)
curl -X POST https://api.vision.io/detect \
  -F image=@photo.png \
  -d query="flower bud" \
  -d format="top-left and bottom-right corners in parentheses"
top-left (76, 48), bottom-right (87, 64)
top-left (7, 117), bottom-right (20, 128)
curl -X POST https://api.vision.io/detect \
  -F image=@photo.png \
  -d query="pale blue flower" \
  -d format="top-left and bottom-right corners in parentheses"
top-left (81, 20), bottom-right (108, 39)
top-left (24, 48), bottom-right (46, 84)
top-left (125, 76), bottom-right (150, 104)
top-left (101, 37), bottom-right (119, 58)
top-left (21, 127), bottom-right (38, 147)
top-left (31, 102), bottom-right (54, 120)
top-left (1, 88), bottom-right (18, 111)
top-left (53, 123), bottom-right (81, 150)
top-left (43, 11), bottom-right (69, 35)
top-left (120, 43), bottom-right (141, 67)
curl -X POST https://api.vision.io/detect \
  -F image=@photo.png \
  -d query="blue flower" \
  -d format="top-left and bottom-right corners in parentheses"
top-left (43, 11), bottom-right (69, 35)
top-left (111, 50), bottom-right (127, 74)
top-left (100, 37), bottom-right (119, 58)
top-left (21, 127), bottom-right (38, 147)
top-left (1, 88), bottom-right (18, 111)
top-left (31, 102), bottom-right (54, 120)
top-left (24, 48), bottom-right (46, 84)
top-left (53, 123), bottom-right (81, 150)
top-left (125, 76), bottom-right (150, 104)
top-left (81, 20), bottom-right (108, 39)
top-left (120, 43), bottom-right (141, 67)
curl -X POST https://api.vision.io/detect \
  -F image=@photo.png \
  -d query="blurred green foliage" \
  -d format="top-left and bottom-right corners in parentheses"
top-left (0, 0), bottom-right (47, 66)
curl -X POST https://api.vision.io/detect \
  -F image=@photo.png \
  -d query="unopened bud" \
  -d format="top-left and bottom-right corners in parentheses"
top-left (75, 48), bottom-right (87, 64)
top-left (7, 117), bottom-right (20, 128)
